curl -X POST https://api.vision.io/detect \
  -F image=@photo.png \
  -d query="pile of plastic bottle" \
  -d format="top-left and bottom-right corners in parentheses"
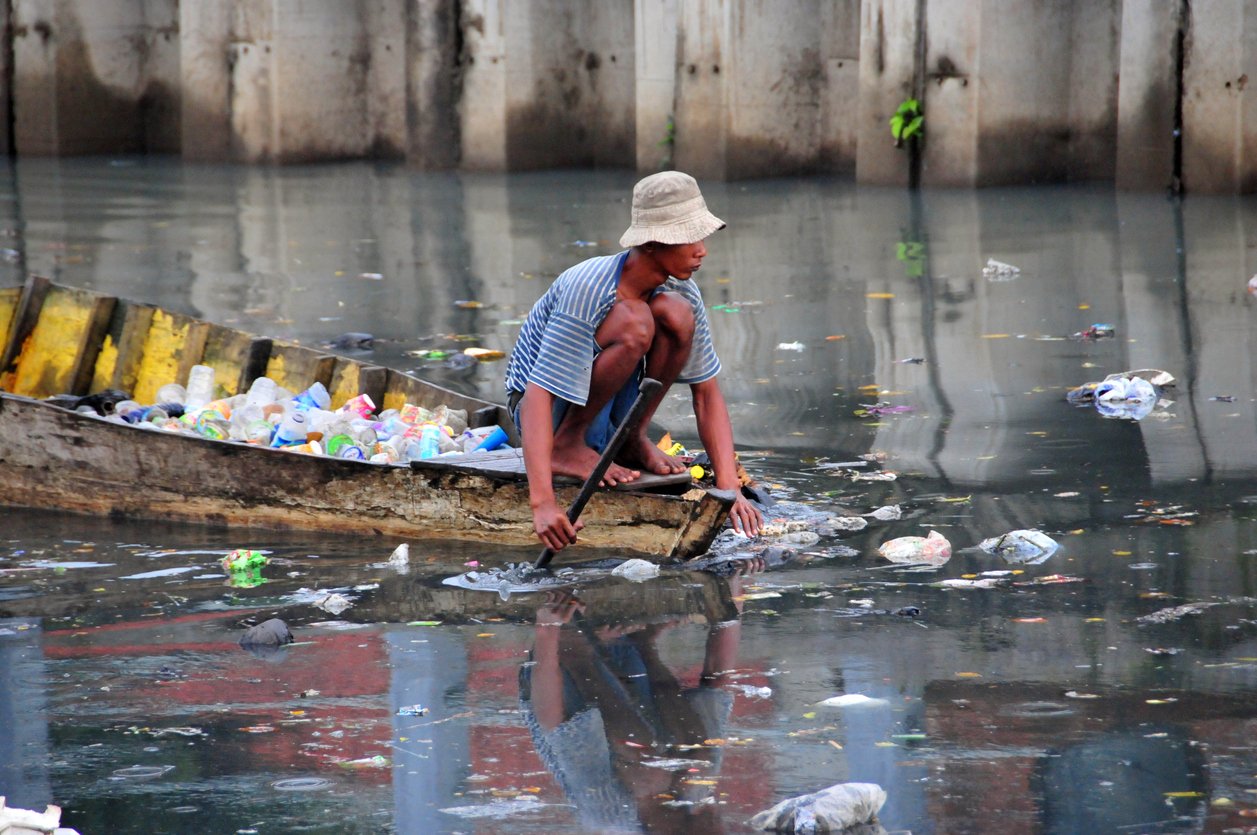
top-left (99, 364), bottom-right (510, 464)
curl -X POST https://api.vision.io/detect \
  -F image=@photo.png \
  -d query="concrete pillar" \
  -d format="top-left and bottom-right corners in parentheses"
top-left (179, 0), bottom-right (232, 161)
top-left (181, 0), bottom-right (406, 164)
top-left (818, 0), bottom-right (861, 174)
top-left (404, 0), bottom-right (461, 170)
top-left (12, 0), bottom-right (180, 156)
top-left (855, 0), bottom-right (919, 187)
top-left (633, 0), bottom-right (677, 172)
top-left (673, 0), bottom-right (857, 180)
top-left (0, 1), bottom-right (13, 158)
top-left (1181, 2), bottom-right (1257, 193)
top-left (1116, 1), bottom-right (1181, 192)
top-left (462, 0), bottom-right (635, 172)
top-left (858, 0), bottom-right (1120, 188)
top-left (458, 0), bottom-right (508, 169)
top-left (502, 0), bottom-right (635, 170)
top-left (671, 0), bottom-right (730, 179)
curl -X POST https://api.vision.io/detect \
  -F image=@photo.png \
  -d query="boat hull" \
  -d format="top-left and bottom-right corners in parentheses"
top-left (0, 393), bottom-right (733, 559)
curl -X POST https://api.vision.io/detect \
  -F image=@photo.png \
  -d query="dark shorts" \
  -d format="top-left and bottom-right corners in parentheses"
top-left (508, 366), bottom-right (643, 453)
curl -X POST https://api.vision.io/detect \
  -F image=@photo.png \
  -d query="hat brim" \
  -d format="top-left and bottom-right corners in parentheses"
top-left (619, 211), bottom-right (726, 248)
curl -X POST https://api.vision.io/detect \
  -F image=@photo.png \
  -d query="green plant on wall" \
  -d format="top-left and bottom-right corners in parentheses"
top-left (890, 99), bottom-right (923, 148)
top-left (658, 115), bottom-right (676, 169)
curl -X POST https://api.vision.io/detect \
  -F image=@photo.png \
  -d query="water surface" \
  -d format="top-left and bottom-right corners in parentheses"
top-left (2, 159), bottom-right (1256, 833)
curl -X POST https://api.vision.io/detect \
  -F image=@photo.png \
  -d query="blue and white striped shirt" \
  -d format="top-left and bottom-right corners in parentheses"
top-left (505, 251), bottom-right (721, 405)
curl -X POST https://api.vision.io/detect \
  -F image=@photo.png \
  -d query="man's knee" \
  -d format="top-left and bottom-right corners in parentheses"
top-left (650, 292), bottom-right (695, 341)
top-left (599, 298), bottom-right (655, 355)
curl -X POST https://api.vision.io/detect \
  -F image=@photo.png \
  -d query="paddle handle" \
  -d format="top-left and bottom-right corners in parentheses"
top-left (534, 377), bottom-right (663, 570)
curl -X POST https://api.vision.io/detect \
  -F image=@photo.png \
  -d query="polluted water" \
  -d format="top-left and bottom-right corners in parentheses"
top-left (1, 163), bottom-right (1257, 833)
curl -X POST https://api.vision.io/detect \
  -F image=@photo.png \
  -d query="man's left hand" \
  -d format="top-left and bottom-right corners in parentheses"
top-left (727, 493), bottom-right (762, 537)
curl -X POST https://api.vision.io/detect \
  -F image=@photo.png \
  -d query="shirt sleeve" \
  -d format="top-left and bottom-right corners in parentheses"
top-left (674, 280), bottom-right (722, 384)
top-left (521, 256), bottom-right (620, 406)
top-left (527, 310), bottom-right (597, 405)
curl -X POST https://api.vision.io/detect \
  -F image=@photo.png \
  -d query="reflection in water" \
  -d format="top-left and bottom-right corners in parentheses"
top-left (519, 568), bottom-right (750, 832)
top-left (1, 162), bottom-right (1257, 833)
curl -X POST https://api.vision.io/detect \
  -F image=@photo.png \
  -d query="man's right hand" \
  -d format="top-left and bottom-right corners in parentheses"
top-left (533, 501), bottom-right (583, 551)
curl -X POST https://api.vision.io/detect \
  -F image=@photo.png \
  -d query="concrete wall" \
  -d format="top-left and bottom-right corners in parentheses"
top-left (4, 0), bottom-right (1257, 191)
top-left (12, 0), bottom-right (179, 156)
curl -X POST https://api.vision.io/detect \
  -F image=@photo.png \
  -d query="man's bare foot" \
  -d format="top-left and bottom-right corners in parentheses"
top-left (552, 438), bottom-right (640, 486)
top-left (618, 434), bottom-right (688, 476)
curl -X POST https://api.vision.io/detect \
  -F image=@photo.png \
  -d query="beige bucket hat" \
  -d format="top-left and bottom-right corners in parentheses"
top-left (619, 171), bottom-right (726, 248)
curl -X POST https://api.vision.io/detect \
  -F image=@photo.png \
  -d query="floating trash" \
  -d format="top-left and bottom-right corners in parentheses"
top-left (314, 593), bottom-right (353, 615)
top-left (440, 795), bottom-right (547, 819)
top-left (750, 782), bottom-right (887, 833)
top-left (865, 505), bottom-right (902, 521)
top-left (396, 704), bottom-right (429, 716)
top-left (1002, 701), bottom-right (1076, 718)
top-left (817, 694), bottom-right (889, 708)
top-left (982, 258), bottom-right (1021, 279)
top-left (612, 558), bottom-right (661, 582)
top-left (111, 765), bottom-right (175, 780)
top-left (221, 549), bottom-right (267, 572)
top-left (271, 777), bottom-right (334, 792)
top-left (878, 531), bottom-right (952, 567)
top-left (978, 529), bottom-right (1059, 565)
top-left (387, 543), bottom-right (410, 568)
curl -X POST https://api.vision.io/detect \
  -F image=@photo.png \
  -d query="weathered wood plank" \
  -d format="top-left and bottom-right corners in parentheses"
top-left (7, 284), bottom-right (115, 397)
top-left (130, 309), bottom-right (212, 405)
top-left (264, 340), bottom-right (336, 397)
top-left (328, 360), bottom-right (386, 410)
top-left (89, 301), bottom-right (154, 397)
top-left (201, 324), bottom-right (264, 398)
top-left (0, 275), bottom-right (52, 393)
top-left (0, 285), bottom-right (21, 357)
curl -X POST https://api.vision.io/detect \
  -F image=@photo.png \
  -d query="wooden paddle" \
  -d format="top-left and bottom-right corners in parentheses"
top-left (533, 376), bottom-right (663, 570)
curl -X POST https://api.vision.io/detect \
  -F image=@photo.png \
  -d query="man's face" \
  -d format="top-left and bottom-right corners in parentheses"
top-left (651, 240), bottom-right (708, 280)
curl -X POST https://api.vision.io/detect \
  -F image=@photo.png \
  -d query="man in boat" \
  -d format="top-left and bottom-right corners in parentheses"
top-left (505, 171), bottom-right (763, 551)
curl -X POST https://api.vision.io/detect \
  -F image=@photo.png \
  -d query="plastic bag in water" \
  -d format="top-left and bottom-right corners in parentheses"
top-left (748, 782), bottom-right (887, 833)
top-left (978, 529), bottom-right (1059, 565)
top-left (878, 530), bottom-right (952, 566)
top-left (611, 558), bottom-right (660, 582)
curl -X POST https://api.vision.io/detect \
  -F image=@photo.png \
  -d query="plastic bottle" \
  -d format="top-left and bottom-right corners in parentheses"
top-left (244, 376), bottom-right (277, 408)
top-left (185, 365), bottom-right (216, 411)
top-left (291, 382), bottom-right (331, 411)
top-left (271, 408), bottom-right (309, 447)
top-left (413, 426), bottom-right (441, 460)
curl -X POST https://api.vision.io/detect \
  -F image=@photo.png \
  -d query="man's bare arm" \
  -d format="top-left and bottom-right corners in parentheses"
top-left (691, 378), bottom-right (762, 536)
top-left (520, 384), bottom-right (582, 549)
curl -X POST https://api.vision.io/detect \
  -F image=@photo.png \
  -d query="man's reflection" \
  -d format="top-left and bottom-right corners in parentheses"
top-left (518, 559), bottom-right (764, 833)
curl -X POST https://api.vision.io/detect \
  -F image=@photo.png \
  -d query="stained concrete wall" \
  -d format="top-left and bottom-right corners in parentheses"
top-left (12, 0), bottom-right (179, 156)
top-left (672, 0), bottom-right (858, 179)
top-left (5, 0), bottom-right (1257, 192)
top-left (181, 0), bottom-right (407, 164)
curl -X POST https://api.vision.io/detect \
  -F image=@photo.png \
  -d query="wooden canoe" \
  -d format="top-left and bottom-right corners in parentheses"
top-left (0, 277), bottom-right (735, 560)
